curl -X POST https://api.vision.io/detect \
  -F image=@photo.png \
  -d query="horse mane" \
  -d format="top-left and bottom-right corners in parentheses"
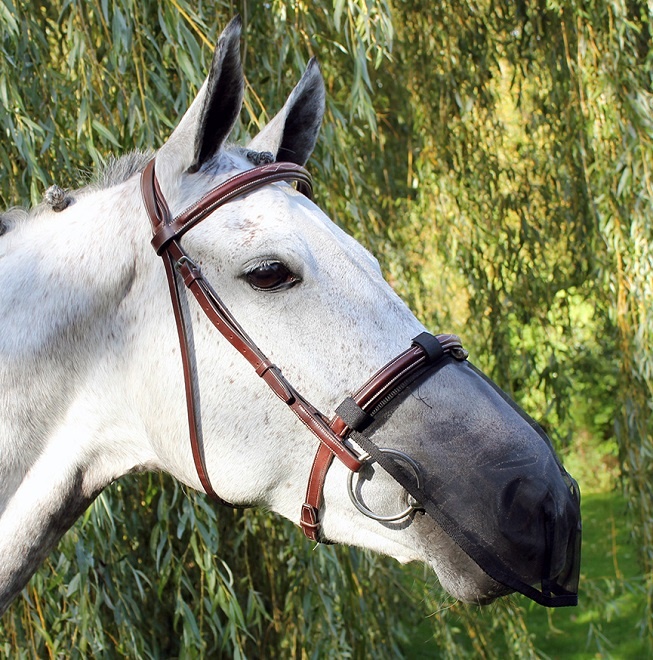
top-left (94, 148), bottom-right (267, 190)
top-left (0, 208), bottom-right (28, 236)
top-left (0, 151), bottom-right (154, 235)
top-left (93, 151), bottom-right (153, 191)
top-left (0, 148), bottom-right (262, 235)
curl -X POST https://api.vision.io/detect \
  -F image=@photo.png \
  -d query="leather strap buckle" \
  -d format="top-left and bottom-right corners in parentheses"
top-left (300, 503), bottom-right (321, 540)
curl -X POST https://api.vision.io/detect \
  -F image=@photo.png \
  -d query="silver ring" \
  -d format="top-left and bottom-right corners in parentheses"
top-left (347, 448), bottom-right (423, 522)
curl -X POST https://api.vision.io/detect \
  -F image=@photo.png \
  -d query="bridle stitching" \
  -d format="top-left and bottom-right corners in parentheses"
top-left (172, 170), bottom-right (311, 227)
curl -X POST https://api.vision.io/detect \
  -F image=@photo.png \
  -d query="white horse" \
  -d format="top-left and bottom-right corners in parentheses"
top-left (0, 17), bottom-right (580, 617)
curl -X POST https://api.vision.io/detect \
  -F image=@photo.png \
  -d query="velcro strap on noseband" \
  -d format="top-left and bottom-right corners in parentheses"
top-left (335, 397), bottom-right (374, 432)
top-left (412, 331), bottom-right (444, 362)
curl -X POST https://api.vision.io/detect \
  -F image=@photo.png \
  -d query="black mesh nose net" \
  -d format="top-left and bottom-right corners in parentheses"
top-left (340, 357), bottom-right (581, 608)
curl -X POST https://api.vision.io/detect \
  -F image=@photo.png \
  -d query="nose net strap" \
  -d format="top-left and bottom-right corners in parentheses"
top-left (300, 333), bottom-right (466, 541)
top-left (351, 359), bottom-right (579, 608)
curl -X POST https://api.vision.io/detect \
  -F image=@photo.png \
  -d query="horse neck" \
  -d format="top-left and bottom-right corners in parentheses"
top-left (0, 178), bottom-right (162, 613)
top-left (3, 181), bottom-right (142, 437)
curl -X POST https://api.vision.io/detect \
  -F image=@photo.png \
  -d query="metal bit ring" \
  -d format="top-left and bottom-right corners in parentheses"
top-left (347, 448), bottom-right (423, 522)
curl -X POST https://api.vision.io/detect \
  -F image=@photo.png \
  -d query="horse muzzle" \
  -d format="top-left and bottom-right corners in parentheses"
top-left (335, 355), bottom-right (581, 608)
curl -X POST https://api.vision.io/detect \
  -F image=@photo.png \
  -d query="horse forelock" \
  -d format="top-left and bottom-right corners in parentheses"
top-left (183, 145), bottom-right (253, 177)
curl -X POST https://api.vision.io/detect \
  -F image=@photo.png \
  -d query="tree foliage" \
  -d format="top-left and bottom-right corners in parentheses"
top-left (1, 0), bottom-right (651, 656)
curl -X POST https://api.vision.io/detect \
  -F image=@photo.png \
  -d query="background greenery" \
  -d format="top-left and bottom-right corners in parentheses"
top-left (1, 0), bottom-right (651, 656)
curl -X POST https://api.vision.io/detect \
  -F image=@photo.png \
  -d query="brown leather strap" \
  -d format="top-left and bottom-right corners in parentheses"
top-left (300, 444), bottom-right (335, 540)
top-left (142, 161), bottom-right (230, 502)
top-left (141, 158), bottom-right (362, 507)
top-left (151, 162), bottom-right (313, 254)
top-left (330, 334), bottom-right (466, 436)
top-left (142, 159), bottom-right (172, 228)
top-left (171, 242), bottom-right (363, 472)
top-left (300, 333), bottom-right (467, 540)
top-left (162, 250), bottom-right (232, 503)
top-left (141, 156), bottom-right (467, 541)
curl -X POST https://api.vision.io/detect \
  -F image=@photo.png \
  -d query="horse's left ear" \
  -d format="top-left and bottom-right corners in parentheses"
top-left (187, 16), bottom-right (244, 173)
top-left (157, 16), bottom-right (244, 177)
top-left (248, 58), bottom-right (325, 166)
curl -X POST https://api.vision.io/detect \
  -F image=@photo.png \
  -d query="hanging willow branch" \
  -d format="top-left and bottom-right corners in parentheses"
top-left (1, 0), bottom-right (651, 656)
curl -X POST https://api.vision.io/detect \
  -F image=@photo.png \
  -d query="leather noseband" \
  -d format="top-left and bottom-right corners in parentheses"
top-left (140, 158), bottom-right (467, 541)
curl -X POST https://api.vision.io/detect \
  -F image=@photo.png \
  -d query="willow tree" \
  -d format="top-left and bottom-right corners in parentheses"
top-left (0, 2), bottom-right (461, 657)
top-left (1, 0), bottom-right (651, 657)
top-left (382, 0), bottom-right (652, 645)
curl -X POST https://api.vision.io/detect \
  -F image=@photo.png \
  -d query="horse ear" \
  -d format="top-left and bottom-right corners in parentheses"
top-left (248, 58), bottom-right (325, 166)
top-left (188, 16), bottom-right (244, 172)
top-left (157, 16), bottom-right (244, 176)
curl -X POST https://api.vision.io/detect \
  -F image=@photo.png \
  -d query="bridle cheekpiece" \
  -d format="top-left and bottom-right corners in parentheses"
top-left (140, 157), bottom-right (467, 541)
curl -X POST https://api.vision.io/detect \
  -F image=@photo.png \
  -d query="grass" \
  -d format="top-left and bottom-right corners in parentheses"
top-left (521, 491), bottom-right (646, 659)
top-left (402, 490), bottom-right (649, 658)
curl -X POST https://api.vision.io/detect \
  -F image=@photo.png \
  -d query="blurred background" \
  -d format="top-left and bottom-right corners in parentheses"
top-left (1, 1), bottom-right (651, 656)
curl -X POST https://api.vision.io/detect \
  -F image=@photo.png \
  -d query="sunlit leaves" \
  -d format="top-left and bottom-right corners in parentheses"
top-left (1, 0), bottom-right (652, 655)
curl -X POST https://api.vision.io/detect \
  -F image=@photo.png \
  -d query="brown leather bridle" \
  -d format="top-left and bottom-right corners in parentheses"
top-left (140, 158), bottom-right (467, 542)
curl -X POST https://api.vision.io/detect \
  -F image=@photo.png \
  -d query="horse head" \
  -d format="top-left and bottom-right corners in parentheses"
top-left (0, 16), bottom-right (579, 616)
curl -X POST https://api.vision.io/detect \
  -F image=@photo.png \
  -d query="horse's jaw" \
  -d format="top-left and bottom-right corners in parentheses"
top-left (414, 517), bottom-right (511, 605)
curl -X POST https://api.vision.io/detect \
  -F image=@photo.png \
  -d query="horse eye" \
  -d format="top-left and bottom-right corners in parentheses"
top-left (245, 261), bottom-right (299, 291)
